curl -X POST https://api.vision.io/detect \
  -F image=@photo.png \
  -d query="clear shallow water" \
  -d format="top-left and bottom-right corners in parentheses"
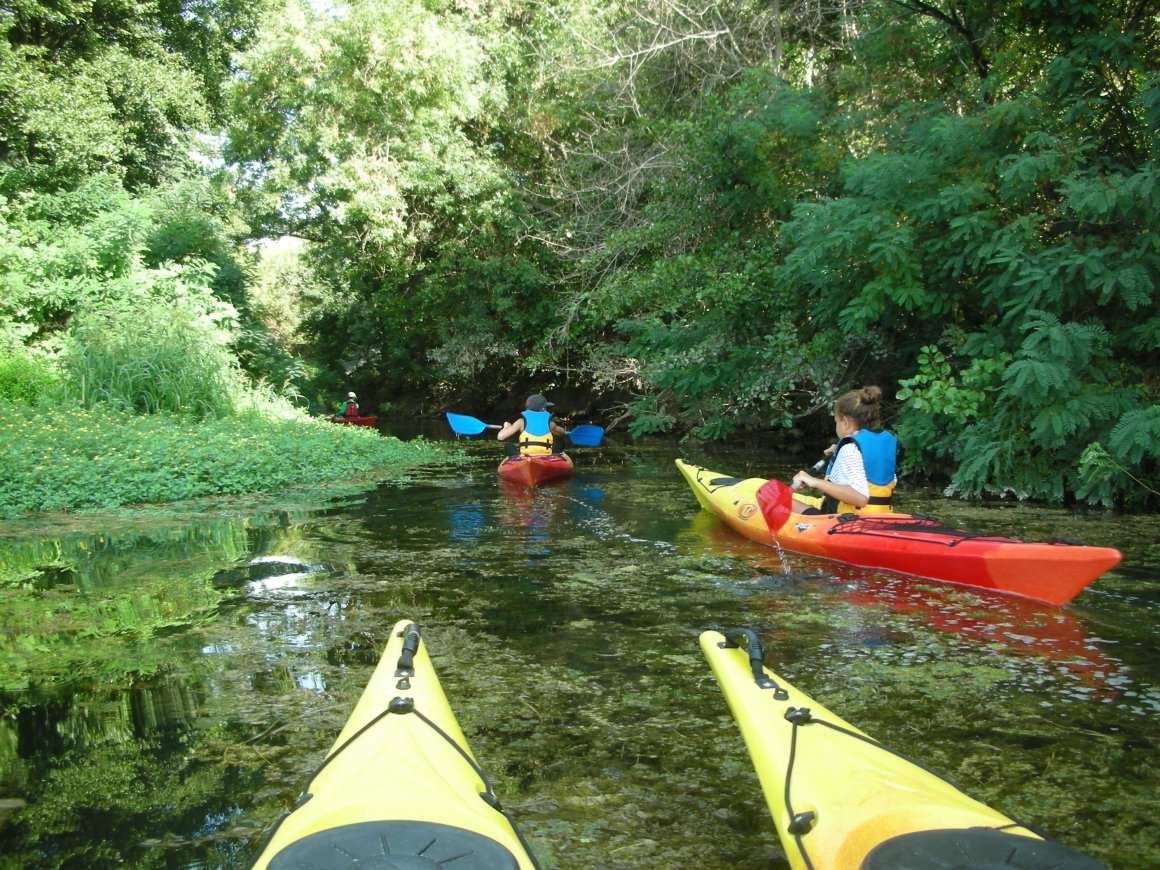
top-left (0, 441), bottom-right (1157, 868)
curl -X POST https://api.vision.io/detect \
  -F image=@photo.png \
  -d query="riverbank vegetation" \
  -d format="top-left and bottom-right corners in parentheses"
top-left (2, 0), bottom-right (1157, 507)
top-left (0, 404), bottom-right (449, 518)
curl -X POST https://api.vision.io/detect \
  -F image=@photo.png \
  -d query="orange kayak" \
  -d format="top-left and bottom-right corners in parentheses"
top-left (676, 460), bottom-right (1121, 606)
top-left (498, 453), bottom-right (573, 486)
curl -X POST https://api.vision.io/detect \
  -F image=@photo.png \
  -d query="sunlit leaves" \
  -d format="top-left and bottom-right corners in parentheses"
top-left (224, 0), bottom-right (539, 395)
top-left (0, 0), bottom-right (261, 193)
top-left (227, 0), bottom-right (509, 243)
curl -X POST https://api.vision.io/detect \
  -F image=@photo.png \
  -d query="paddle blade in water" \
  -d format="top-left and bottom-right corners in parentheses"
top-left (756, 479), bottom-right (793, 534)
top-left (445, 413), bottom-right (491, 436)
top-left (565, 425), bottom-right (604, 447)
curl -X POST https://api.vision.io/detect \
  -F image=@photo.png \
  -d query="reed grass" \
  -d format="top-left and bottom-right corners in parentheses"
top-left (59, 302), bottom-right (245, 418)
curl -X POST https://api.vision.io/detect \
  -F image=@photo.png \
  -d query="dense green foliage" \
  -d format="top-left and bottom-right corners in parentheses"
top-left (0, 403), bottom-right (452, 517)
top-left (224, 0), bottom-right (555, 397)
top-left (0, 348), bottom-right (59, 404)
top-left (0, 401), bottom-right (450, 517)
top-left (0, 0), bottom-right (265, 192)
top-left (2, 0), bottom-right (1158, 506)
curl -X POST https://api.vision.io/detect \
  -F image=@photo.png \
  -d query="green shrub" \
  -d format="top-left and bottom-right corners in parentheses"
top-left (0, 351), bottom-right (60, 405)
top-left (896, 316), bottom-right (1154, 506)
top-left (59, 261), bottom-right (246, 418)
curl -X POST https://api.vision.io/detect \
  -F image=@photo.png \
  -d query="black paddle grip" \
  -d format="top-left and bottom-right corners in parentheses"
top-left (719, 627), bottom-right (788, 699)
top-left (396, 622), bottom-right (421, 674)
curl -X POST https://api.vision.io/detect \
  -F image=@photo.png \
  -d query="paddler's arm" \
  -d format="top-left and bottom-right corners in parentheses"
top-left (496, 419), bottom-right (524, 440)
top-left (790, 471), bottom-right (870, 509)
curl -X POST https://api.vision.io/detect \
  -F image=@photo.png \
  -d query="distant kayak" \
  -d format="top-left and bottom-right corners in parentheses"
top-left (676, 459), bottom-right (1120, 606)
top-left (700, 626), bottom-right (1104, 870)
top-left (329, 415), bottom-right (377, 427)
top-left (251, 620), bottom-right (540, 869)
top-left (498, 453), bottom-right (573, 487)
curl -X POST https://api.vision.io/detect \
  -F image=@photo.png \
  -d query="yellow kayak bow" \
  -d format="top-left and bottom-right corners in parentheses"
top-left (252, 620), bottom-right (540, 869)
top-left (700, 627), bottom-right (1103, 870)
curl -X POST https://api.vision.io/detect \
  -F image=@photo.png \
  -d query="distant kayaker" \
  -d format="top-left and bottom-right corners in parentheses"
top-left (497, 394), bottom-right (568, 457)
top-left (791, 385), bottom-right (897, 515)
top-left (338, 392), bottom-right (360, 417)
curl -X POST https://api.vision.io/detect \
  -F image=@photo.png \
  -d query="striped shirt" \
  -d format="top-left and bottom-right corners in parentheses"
top-left (829, 443), bottom-right (869, 498)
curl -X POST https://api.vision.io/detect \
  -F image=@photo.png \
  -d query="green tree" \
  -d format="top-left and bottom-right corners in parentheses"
top-left (226, 0), bottom-right (554, 400)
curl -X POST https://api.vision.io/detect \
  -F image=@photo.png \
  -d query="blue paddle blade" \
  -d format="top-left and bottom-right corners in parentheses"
top-left (446, 412), bottom-right (493, 436)
top-left (565, 425), bottom-right (604, 447)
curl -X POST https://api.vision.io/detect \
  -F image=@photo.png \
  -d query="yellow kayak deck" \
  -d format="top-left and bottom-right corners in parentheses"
top-left (700, 627), bottom-right (1102, 870)
top-left (251, 620), bottom-right (539, 869)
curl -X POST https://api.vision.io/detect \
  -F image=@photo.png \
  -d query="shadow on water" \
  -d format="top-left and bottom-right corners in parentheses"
top-left (0, 442), bottom-right (1157, 868)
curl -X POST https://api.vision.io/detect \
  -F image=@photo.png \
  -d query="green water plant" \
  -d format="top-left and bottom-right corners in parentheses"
top-left (0, 403), bottom-right (456, 518)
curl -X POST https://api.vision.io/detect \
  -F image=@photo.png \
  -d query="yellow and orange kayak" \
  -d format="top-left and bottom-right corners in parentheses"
top-left (498, 453), bottom-right (573, 486)
top-left (676, 459), bottom-right (1120, 606)
top-left (700, 626), bottom-right (1104, 870)
top-left (251, 620), bottom-right (540, 869)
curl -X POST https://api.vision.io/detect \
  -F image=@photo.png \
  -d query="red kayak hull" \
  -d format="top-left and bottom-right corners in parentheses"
top-left (498, 454), bottom-right (573, 486)
top-left (676, 460), bottom-right (1121, 606)
top-left (330, 415), bottom-right (377, 427)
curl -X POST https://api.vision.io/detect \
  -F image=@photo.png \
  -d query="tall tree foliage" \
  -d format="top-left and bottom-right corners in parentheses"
top-left (854, 2), bottom-right (1155, 506)
top-left (526, 0), bottom-right (1158, 504)
top-left (1, 0), bottom-right (267, 193)
top-left (226, 0), bottom-right (556, 401)
top-left (508, 0), bottom-right (873, 430)
top-left (5, 0), bottom-right (1153, 504)
top-left (0, 0), bottom-right (284, 407)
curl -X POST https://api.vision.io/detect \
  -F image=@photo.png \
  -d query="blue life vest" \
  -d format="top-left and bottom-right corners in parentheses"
top-left (823, 429), bottom-right (897, 513)
top-left (518, 411), bottom-right (554, 455)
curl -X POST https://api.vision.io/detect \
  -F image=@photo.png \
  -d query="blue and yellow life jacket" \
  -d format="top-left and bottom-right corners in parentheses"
top-left (518, 410), bottom-right (555, 455)
top-left (822, 429), bottom-right (897, 514)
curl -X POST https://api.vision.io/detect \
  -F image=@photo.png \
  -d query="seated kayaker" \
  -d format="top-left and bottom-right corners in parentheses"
top-left (791, 385), bottom-right (897, 515)
top-left (496, 394), bottom-right (568, 458)
top-left (338, 392), bottom-right (360, 417)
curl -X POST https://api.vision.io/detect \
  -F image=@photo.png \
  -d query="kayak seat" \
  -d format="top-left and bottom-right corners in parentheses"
top-left (266, 819), bottom-right (523, 869)
top-left (861, 827), bottom-right (1106, 870)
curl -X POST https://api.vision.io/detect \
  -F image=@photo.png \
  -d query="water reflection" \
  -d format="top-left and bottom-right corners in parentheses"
top-left (497, 480), bottom-right (559, 552)
top-left (0, 451), bottom-right (1155, 869)
top-left (447, 501), bottom-right (487, 544)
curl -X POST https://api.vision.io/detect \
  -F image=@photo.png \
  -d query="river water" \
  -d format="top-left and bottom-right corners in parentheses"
top-left (0, 434), bottom-right (1157, 868)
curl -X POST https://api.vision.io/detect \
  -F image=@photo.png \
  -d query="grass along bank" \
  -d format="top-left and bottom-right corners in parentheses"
top-left (0, 404), bottom-right (459, 518)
